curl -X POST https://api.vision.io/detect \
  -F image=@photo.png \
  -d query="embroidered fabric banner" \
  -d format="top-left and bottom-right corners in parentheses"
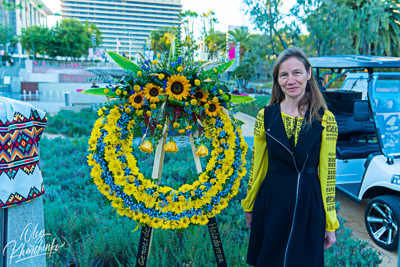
top-left (0, 97), bottom-right (47, 209)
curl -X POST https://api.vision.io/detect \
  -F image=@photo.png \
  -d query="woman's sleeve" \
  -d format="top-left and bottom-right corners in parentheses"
top-left (241, 109), bottom-right (269, 212)
top-left (319, 110), bottom-right (340, 232)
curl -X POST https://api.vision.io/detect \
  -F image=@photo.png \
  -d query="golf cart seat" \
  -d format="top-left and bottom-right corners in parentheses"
top-left (335, 113), bottom-right (381, 159)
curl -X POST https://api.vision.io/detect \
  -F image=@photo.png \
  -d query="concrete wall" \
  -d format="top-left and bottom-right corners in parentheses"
top-left (26, 73), bottom-right (59, 83)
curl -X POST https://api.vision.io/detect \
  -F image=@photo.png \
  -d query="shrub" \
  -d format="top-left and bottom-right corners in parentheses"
top-left (45, 108), bottom-right (97, 137)
top-left (234, 96), bottom-right (270, 117)
top-left (41, 134), bottom-right (380, 266)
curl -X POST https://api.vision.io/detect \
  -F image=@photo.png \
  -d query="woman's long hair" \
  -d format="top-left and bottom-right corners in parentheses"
top-left (269, 47), bottom-right (327, 126)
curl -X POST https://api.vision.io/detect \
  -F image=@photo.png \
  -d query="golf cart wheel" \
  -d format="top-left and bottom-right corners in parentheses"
top-left (365, 195), bottom-right (400, 251)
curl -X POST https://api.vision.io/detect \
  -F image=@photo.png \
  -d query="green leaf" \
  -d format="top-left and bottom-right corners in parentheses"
top-left (230, 95), bottom-right (256, 104)
top-left (81, 88), bottom-right (116, 97)
top-left (107, 51), bottom-right (141, 73)
top-left (200, 59), bottom-right (235, 79)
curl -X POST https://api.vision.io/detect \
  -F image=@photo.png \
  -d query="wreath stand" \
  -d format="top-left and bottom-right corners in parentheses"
top-left (135, 129), bottom-right (228, 267)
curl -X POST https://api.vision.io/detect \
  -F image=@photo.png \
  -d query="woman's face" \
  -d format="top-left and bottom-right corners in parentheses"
top-left (277, 57), bottom-right (311, 100)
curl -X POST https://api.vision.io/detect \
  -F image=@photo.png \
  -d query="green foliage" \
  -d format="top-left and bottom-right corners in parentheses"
top-left (232, 63), bottom-right (255, 89)
top-left (150, 26), bottom-right (177, 55)
top-left (234, 95), bottom-right (271, 117)
top-left (107, 51), bottom-right (141, 73)
top-left (19, 25), bottom-right (53, 57)
top-left (48, 18), bottom-right (102, 58)
top-left (0, 23), bottom-right (16, 48)
top-left (228, 27), bottom-right (252, 62)
top-left (45, 109), bottom-right (98, 137)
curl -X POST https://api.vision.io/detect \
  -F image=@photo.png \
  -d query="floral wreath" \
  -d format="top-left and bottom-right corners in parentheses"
top-left (84, 38), bottom-right (253, 229)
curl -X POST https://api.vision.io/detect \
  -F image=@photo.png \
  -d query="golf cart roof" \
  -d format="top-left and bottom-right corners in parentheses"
top-left (308, 55), bottom-right (400, 69)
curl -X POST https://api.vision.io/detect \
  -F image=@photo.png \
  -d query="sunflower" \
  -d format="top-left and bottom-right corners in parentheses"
top-left (192, 90), bottom-right (209, 103)
top-left (204, 101), bottom-right (221, 117)
top-left (144, 83), bottom-right (162, 103)
top-left (129, 92), bottom-right (145, 109)
top-left (165, 74), bottom-right (191, 101)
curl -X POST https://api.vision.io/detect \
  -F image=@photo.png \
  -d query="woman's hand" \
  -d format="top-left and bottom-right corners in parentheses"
top-left (244, 211), bottom-right (253, 229)
top-left (324, 230), bottom-right (336, 249)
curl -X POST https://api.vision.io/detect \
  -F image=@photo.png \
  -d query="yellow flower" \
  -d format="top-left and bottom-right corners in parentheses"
top-left (219, 89), bottom-right (223, 94)
top-left (212, 96), bottom-right (219, 103)
top-left (193, 90), bottom-right (209, 103)
top-left (147, 111), bottom-right (152, 117)
top-left (123, 91), bottom-right (128, 95)
top-left (115, 89), bottom-right (122, 96)
top-left (168, 95), bottom-right (174, 101)
top-left (144, 83), bottom-right (162, 103)
top-left (104, 88), bottom-right (109, 94)
top-left (213, 68), bottom-right (217, 73)
top-left (194, 79), bottom-right (201, 86)
top-left (129, 92), bottom-right (144, 109)
top-left (195, 145), bottom-right (208, 157)
top-left (210, 179), bottom-right (216, 184)
top-left (177, 66), bottom-right (183, 72)
top-left (205, 101), bottom-right (221, 117)
top-left (186, 126), bottom-right (192, 130)
top-left (157, 53), bottom-right (161, 59)
top-left (173, 122), bottom-right (180, 128)
top-left (178, 195), bottom-right (185, 202)
top-left (135, 109), bottom-right (144, 116)
top-left (165, 74), bottom-right (191, 101)
top-left (158, 73), bottom-right (165, 80)
top-left (157, 124), bottom-right (163, 129)
top-left (200, 60), bottom-right (205, 63)
top-left (178, 129), bottom-right (185, 134)
top-left (138, 185), bottom-right (145, 191)
top-left (137, 71), bottom-right (142, 77)
top-left (204, 103), bottom-right (210, 109)
top-left (139, 141), bottom-right (153, 154)
top-left (200, 185), bottom-right (206, 190)
top-left (134, 85), bottom-right (141, 92)
top-left (220, 138), bottom-right (226, 144)
top-left (97, 109), bottom-right (103, 116)
top-left (125, 107), bottom-right (131, 113)
top-left (190, 99), bottom-right (197, 105)
top-left (150, 104), bottom-right (157, 110)
top-left (152, 59), bottom-right (158, 64)
top-left (164, 141), bottom-right (179, 153)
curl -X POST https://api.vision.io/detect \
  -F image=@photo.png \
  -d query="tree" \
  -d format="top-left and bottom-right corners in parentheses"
top-left (205, 32), bottom-right (226, 60)
top-left (0, 23), bottom-right (17, 49)
top-left (228, 27), bottom-right (251, 62)
top-left (292, 0), bottom-right (357, 56)
top-left (150, 26), bottom-right (177, 55)
top-left (19, 25), bottom-right (52, 58)
top-left (243, 0), bottom-right (301, 57)
top-left (345, 0), bottom-right (400, 56)
top-left (180, 10), bottom-right (198, 50)
top-left (200, 10), bottom-right (219, 40)
top-left (48, 18), bottom-right (102, 59)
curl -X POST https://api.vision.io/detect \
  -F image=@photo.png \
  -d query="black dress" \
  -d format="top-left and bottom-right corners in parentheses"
top-left (247, 104), bottom-right (326, 267)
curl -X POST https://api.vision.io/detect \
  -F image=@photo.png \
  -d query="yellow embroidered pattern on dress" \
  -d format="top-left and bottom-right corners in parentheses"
top-left (281, 112), bottom-right (304, 147)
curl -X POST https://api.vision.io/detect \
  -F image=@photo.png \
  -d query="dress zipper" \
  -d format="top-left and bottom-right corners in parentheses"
top-left (265, 131), bottom-right (309, 267)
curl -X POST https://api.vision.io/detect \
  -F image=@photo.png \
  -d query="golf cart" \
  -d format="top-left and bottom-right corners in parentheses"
top-left (309, 56), bottom-right (400, 251)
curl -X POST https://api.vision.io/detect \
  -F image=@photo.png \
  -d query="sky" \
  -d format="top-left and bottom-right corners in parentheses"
top-left (41, 0), bottom-right (298, 37)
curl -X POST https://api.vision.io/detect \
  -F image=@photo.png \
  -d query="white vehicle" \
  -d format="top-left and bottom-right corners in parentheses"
top-left (310, 56), bottom-right (400, 251)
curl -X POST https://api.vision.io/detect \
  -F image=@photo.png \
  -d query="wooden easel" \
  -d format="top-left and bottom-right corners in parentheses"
top-left (135, 129), bottom-right (227, 267)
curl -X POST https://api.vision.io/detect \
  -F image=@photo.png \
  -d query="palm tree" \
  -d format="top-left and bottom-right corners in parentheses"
top-left (228, 27), bottom-right (251, 62)
top-left (345, 0), bottom-right (400, 56)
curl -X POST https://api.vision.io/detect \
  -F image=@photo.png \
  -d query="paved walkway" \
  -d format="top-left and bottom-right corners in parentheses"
top-left (236, 112), bottom-right (256, 137)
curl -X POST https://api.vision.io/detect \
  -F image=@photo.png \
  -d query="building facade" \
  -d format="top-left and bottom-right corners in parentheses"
top-left (60, 0), bottom-right (182, 60)
top-left (8, 0), bottom-right (54, 55)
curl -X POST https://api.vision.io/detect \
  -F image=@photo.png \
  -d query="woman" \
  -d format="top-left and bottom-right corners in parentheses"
top-left (242, 47), bottom-right (339, 267)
